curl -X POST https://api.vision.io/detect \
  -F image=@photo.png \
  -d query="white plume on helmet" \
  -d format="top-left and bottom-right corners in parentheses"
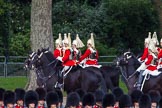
top-left (72, 34), bottom-right (85, 48)
top-left (148, 40), bottom-right (158, 54)
top-left (63, 33), bottom-right (69, 44)
top-left (145, 32), bottom-right (151, 44)
top-left (55, 33), bottom-right (62, 46)
top-left (68, 33), bottom-right (71, 47)
top-left (152, 32), bottom-right (159, 45)
top-left (87, 33), bottom-right (95, 48)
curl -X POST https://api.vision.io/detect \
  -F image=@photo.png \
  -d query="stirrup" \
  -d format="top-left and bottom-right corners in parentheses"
top-left (136, 84), bottom-right (141, 87)
top-left (134, 82), bottom-right (141, 87)
top-left (54, 82), bottom-right (58, 88)
top-left (55, 82), bottom-right (63, 89)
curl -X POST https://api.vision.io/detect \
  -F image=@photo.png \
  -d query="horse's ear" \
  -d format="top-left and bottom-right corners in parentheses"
top-left (37, 49), bottom-right (41, 55)
top-left (128, 48), bottom-right (131, 52)
top-left (41, 47), bottom-right (44, 52)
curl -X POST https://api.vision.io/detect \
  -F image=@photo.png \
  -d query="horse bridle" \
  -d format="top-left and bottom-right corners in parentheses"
top-left (118, 52), bottom-right (138, 81)
top-left (38, 51), bottom-right (58, 68)
top-left (29, 51), bottom-right (58, 88)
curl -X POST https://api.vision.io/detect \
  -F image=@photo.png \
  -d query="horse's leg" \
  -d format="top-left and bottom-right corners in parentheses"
top-left (100, 76), bottom-right (108, 93)
top-left (81, 78), bottom-right (89, 92)
top-left (111, 72), bottom-right (120, 87)
top-left (105, 75), bottom-right (114, 92)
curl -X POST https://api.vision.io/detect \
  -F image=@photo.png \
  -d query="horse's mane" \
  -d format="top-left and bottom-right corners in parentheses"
top-left (41, 48), bottom-right (56, 62)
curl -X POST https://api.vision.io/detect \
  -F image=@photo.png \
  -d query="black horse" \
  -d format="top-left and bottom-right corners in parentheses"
top-left (100, 65), bottom-right (120, 90)
top-left (25, 49), bottom-right (107, 93)
top-left (117, 51), bottom-right (162, 95)
top-left (41, 48), bottom-right (120, 91)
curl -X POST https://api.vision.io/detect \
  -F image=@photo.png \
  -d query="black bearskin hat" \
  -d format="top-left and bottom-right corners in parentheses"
top-left (15, 88), bottom-right (25, 102)
top-left (112, 87), bottom-right (124, 101)
top-left (82, 92), bottom-right (95, 107)
top-left (130, 89), bottom-right (143, 103)
top-left (35, 87), bottom-right (46, 101)
top-left (94, 90), bottom-right (105, 102)
top-left (102, 93), bottom-right (116, 108)
top-left (3, 90), bottom-right (15, 106)
top-left (65, 92), bottom-right (80, 107)
top-left (0, 88), bottom-right (5, 101)
top-left (119, 94), bottom-right (132, 108)
top-left (138, 94), bottom-right (151, 108)
top-left (148, 90), bottom-right (161, 103)
top-left (24, 90), bottom-right (38, 107)
top-left (46, 91), bottom-right (59, 108)
top-left (55, 89), bottom-right (63, 103)
top-left (75, 88), bottom-right (86, 101)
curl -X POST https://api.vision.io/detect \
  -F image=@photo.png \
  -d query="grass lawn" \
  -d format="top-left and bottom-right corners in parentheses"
top-left (0, 76), bottom-right (128, 93)
top-left (0, 77), bottom-right (28, 90)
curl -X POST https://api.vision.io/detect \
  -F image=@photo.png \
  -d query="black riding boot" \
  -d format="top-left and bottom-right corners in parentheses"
top-left (55, 72), bottom-right (64, 89)
top-left (136, 71), bottom-right (143, 90)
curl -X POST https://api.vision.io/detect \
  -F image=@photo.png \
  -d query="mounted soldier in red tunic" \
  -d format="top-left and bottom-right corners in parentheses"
top-left (79, 33), bottom-right (101, 68)
top-left (71, 34), bottom-right (84, 62)
top-left (53, 33), bottom-right (63, 58)
top-left (55, 33), bottom-right (77, 88)
top-left (157, 38), bottom-right (162, 70)
top-left (138, 32), bottom-right (151, 63)
top-left (135, 33), bottom-right (151, 88)
top-left (136, 40), bottom-right (159, 90)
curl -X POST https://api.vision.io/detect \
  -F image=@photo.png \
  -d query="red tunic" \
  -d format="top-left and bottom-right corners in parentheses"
top-left (93, 104), bottom-right (102, 108)
top-left (140, 47), bottom-right (148, 61)
top-left (79, 48), bottom-right (98, 65)
top-left (62, 49), bottom-right (76, 66)
top-left (157, 47), bottom-right (161, 52)
top-left (53, 48), bottom-right (62, 58)
top-left (158, 49), bottom-right (162, 64)
top-left (72, 48), bottom-right (80, 60)
top-left (145, 54), bottom-right (157, 71)
top-left (76, 106), bottom-right (82, 108)
top-left (14, 105), bottom-right (24, 108)
top-left (37, 106), bottom-right (44, 108)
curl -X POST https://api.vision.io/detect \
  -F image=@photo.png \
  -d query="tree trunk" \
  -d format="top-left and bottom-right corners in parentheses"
top-left (152, 0), bottom-right (162, 36)
top-left (25, 0), bottom-right (53, 90)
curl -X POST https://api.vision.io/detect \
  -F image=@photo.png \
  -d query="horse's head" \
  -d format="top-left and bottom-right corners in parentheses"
top-left (116, 51), bottom-right (138, 66)
top-left (24, 52), bottom-right (39, 70)
top-left (116, 51), bottom-right (140, 78)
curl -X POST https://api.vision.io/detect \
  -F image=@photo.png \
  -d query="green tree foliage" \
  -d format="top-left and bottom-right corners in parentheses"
top-left (0, 0), bottom-right (12, 56)
top-left (52, 0), bottom-right (159, 55)
top-left (0, 0), bottom-right (31, 56)
top-left (0, 0), bottom-right (159, 56)
top-left (100, 0), bottom-right (159, 53)
top-left (8, 1), bottom-right (31, 56)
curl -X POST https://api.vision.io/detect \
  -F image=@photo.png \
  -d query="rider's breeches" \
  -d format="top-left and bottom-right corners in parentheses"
top-left (137, 70), bottom-right (144, 84)
top-left (136, 62), bottom-right (147, 72)
top-left (61, 66), bottom-right (70, 74)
